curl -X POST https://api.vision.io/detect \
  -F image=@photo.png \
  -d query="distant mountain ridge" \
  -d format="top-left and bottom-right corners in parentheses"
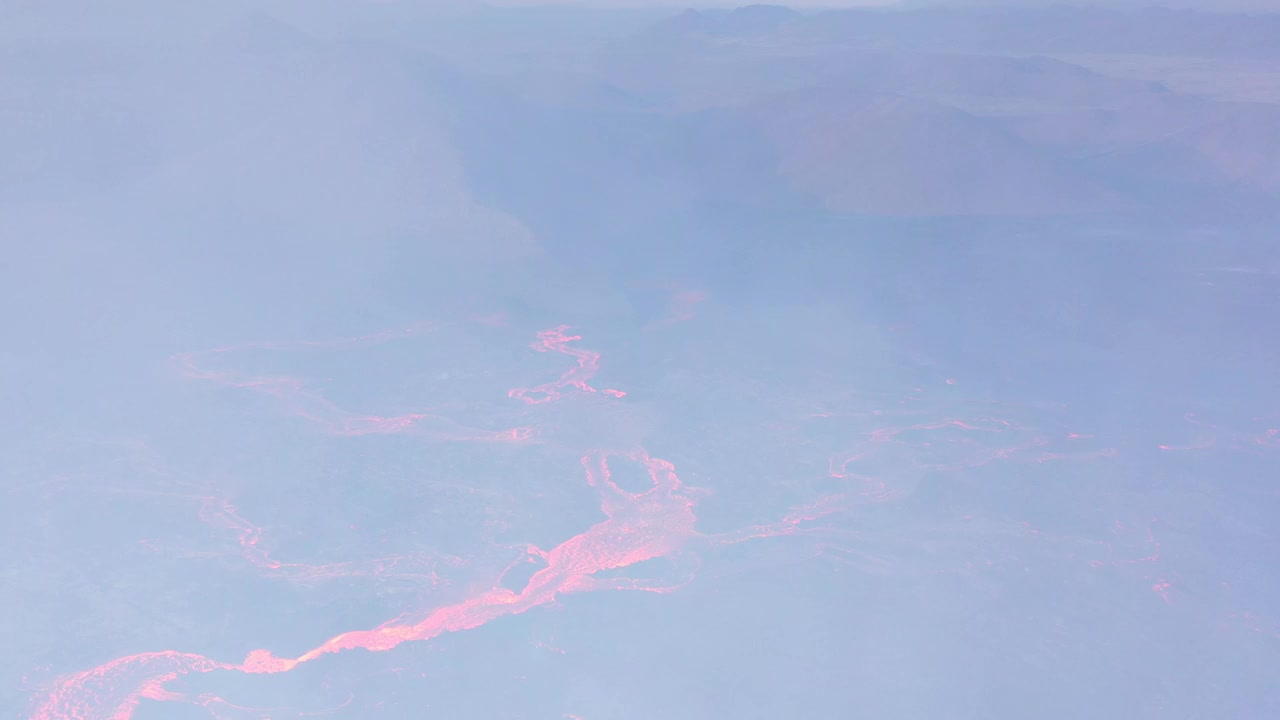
top-left (590, 4), bottom-right (1280, 217)
top-left (641, 5), bottom-right (1280, 59)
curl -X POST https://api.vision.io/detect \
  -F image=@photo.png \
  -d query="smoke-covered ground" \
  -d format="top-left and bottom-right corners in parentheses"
top-left (4, 4), bottom-right (1279, 719)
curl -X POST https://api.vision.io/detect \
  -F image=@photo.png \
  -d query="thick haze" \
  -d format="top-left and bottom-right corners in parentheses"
top-left (4, 3), bottom-right (1279, 720)
top-left (484, 0), bottom-right (1280, 10)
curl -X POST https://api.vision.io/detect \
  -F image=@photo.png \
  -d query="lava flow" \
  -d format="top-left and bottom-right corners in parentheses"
top-left (172, 325), bottom-right (533, 443)
top-left (32, 448), bottom-right (827, 720)
top-left (507, 325), bottom-right (627, 405)
top-left (29, 327), bottom-right (835, 719)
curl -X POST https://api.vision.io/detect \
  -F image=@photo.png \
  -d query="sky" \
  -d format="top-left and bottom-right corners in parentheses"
top-left (480, 0), bottom-right (1280, 10)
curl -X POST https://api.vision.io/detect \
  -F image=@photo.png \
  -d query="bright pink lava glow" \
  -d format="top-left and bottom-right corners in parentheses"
top-left (32, 326), bottom-right (833, 719)
top-left (172, 323), bottom-right (534, 443)
top-left (507, 325), bottom-right (626, 404)
top-left (32, 447), bottom-right (828, 720)
top-left (32, 320), bottom-right (1205, 718)
top-left (195, 495), bottom-right (461, 587)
